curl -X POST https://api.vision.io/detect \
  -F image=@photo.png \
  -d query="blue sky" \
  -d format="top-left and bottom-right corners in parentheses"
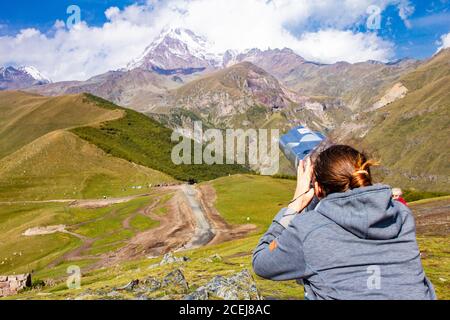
top-left (0, 1), bottom-right (140, 33)
top-left (1, 0), bottom-right (448, 59)
top-left (377, 0), bottom-right (450, 59)
top-left (0, 0), bottom-right (449, 81)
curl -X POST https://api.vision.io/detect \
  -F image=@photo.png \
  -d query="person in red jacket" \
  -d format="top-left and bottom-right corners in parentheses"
top-left (392, 188), bottom-right (408, 206)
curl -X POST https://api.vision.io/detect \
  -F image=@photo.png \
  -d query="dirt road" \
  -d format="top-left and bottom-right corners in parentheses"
top-left (411, 197), bottom-right (450, 236)
top-left (0, 194), bottom-right (151, 207)
top-left (20, 184), bottom-right (254, 268)
top-left (101, 184), bottom-right (248, 266)
top-left (180, 185), bottom-right (215, 249)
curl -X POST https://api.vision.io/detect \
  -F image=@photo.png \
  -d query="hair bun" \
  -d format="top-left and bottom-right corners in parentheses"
top-left (350, 170), bottom-right (371, 188)
top-left (350, 159), bottom-right (379, 188)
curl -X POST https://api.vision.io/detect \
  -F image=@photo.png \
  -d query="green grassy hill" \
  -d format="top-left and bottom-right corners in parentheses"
top-left (72, 95), bottom-right (249, 182)
top-left (350, 49), bottom-right (450, 193)
top-left (0, 92), bottom-right (177, 201)
top-left (0, 91), bottom-right (124, 159)
top-left (0, 92), bottom-right (248, 201)
top-left (0, 130), bottom-right (173, 201)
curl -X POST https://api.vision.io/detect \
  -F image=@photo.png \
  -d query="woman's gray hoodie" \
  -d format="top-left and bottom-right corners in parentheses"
top-left (252, 184), bottom-right (436, 300)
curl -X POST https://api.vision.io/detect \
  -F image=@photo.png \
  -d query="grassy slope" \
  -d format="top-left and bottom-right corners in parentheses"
top-left (0, 130), bottom-right (174, 201)
top-left (9, 175), bottom-right (448, 300)
top-left (210, 174), bottom-right (295, 229)
top-left (0, 91), bottom-right (123, 159)
top-left (0, 202), bottom-right (82, 275)
top-left (72, 95), bottom-right (249, 182)
top-left (9, 234), bottom-right (304, 300)
top-left (0, 92), bottom-right (175, 201)
top-left (357, 49), bottom-right (450, 193)
top-left (0, 192), bottom-right (171, 275)
top-left (0, 91), bottom-right (249, 298)
top-left (0, 175), bottom-right (301, 299)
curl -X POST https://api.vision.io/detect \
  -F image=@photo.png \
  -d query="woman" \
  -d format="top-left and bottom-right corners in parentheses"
top-left (252, 145), bottom-right (436, 300)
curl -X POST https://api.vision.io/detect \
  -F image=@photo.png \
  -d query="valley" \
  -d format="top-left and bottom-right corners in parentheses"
top-left (0, 175), bottom-right (448, 300)
top-left (0, 182), bottom-right (253, 277)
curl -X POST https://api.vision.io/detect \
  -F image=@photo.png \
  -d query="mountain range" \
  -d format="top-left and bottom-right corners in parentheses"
top-left (1, 27), bottom-right (449, 192)
top-left (20, 28), bottom-right (417, 114)
top-left (0, 66), bottom-right (51, 90)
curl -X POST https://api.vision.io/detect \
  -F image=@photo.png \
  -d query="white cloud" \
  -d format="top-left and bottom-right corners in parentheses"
top-left (437, 32), bottom-right (450, 52)
top-left (293, 30), bottom-right (394, 64)
top-left (0, 21), bottom-right (159, 81)
top-left (0, 0), bottom-right (408, 81)
top-left (396, 0), bottom-right (415, 28)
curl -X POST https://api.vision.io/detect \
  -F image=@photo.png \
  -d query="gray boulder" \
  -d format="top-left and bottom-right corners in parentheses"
top-left (160, 252), bottom-right (190, 265)
top-left (185, 269), bottom-right (261, 300)
top-left (162, 269), bottom-right (189, 293)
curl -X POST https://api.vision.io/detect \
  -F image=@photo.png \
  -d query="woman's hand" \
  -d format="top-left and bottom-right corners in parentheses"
top-left (288, 157), bottom-right (315, 213)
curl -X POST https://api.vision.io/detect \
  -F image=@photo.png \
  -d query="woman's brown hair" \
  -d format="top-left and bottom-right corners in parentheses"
top-left (313, 145), bottom-right (379, 196)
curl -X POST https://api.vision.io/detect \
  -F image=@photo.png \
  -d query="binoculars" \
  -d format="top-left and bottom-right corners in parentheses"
top-left (279, 126), bottom-right (326, 170)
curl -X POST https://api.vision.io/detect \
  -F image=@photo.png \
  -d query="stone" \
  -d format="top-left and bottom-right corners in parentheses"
top-left (187, 269), bottom-right (261, 300)
top-left (116, 279), bottom-right (139, 292)
top-left (143, 276), bottom-right (161, 292)
top-left (160, 252), bottom-right (190, 266)
top-left (162, 269), bottom-right (189, 293)
top-left (0, 273), bottom-right (32, 297)
top-left (184, 287), bottom-right (208, 300)
top-left (106, 291), bottom-right (121, 297)
top-left (9, 281), bottom-right (21, 290)
top-left (201, 253), bottom-right (224, 263)
top-left (16, 274), bottom-right (28, 281)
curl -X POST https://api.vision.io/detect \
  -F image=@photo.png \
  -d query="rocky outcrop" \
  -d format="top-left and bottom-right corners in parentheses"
top-left (0, 274), bottom-right (32, 297)
top-left (148, 252), bottom-right (190, 269)
top-left (162, 269), bottom-right (190, 293)
top-left (160, 252), bottom-right (190, 265)
top-left (185, 269), bottom-right (261, 300)
top-left (70, 266), bottom-right (261, 300)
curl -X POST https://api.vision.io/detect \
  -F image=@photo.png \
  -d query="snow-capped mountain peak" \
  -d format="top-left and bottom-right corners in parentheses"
top-left (123, 28), bottom-right (309, 77)
top-left (0, 65), bottom-right (51, 91)
top-left (154, 28), bottom-right (214, 57)
top-left (126, 28), bottom-right (221, 74)
top-left (18, 66), bottom-right (52, 83)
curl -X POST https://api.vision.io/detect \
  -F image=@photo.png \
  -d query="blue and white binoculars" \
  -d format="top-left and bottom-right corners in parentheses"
top-left (279, 126), bottom-right (326, 169)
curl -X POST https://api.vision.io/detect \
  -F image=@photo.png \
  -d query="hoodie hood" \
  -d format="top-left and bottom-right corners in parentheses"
top-left (316, 184), bottom-right (403, 240)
